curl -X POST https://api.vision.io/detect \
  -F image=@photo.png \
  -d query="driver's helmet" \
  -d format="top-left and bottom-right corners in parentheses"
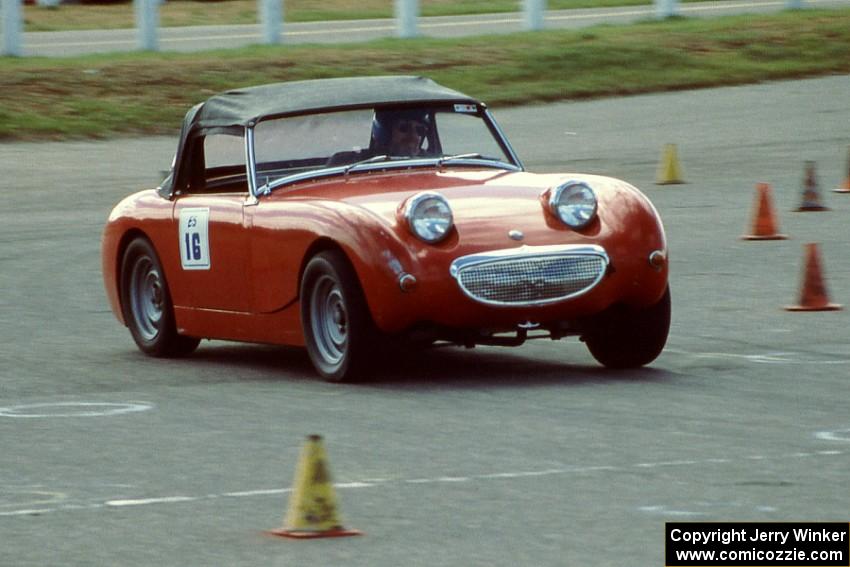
top-left (370, 108), bottom-right (432, 151)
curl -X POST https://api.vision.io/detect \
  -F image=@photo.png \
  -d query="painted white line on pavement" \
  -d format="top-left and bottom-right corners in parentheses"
top-left (0, 490), bottom-right (67, 508)
top-left (816, 429), bottom-right (850, 442)
top-left (1, 448), bottom-right (845, 518)
top-left (635, 460), bottom-right (699, 468)
top-left (666, 348), bottom-right (850, 365)
top-left (223, 488), bottom-right (290, 497)
top-left (334, 482), bottom-right (377, 488)
top-left (0, 402), bottom-right (154, 418)
top-left (639, 505), bottom-right (706, 517)
top-left (106, 496), bottom-right (196, 507)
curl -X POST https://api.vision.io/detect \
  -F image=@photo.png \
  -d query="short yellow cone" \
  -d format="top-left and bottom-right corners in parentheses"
top-left (656, 143), bottom-right (685, 185)
top-left (269, 435), bottom-right (362, 539)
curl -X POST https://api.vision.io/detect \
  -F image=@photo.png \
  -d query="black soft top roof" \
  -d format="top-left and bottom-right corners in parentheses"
top-left (160, 76), bottom-right (480, 195)
top-left (194, 75), bottom-right (478, 128)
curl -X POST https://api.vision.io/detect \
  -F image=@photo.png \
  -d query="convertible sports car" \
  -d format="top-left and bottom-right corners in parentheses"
top-left (102, 76), bottom-right (670, 382)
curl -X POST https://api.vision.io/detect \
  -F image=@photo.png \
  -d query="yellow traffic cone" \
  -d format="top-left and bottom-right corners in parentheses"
top-left (656, 143), bottom-right (685, 185)
top-left (269, 435), bottom-right (362, 539)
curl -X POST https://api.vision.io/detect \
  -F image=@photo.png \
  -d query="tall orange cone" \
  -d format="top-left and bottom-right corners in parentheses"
top-left (785, 243), bottom-right (842, 311)
top-left (655, 143), bottom-right (685, 185)
top-left (794, 161), bottom-right (829, 211)
top-left (268, 435), bottom-right (362, 539)
top-left (741, 183), bottom-right (788, 240)
top-left (833, 147), bottom-right (850, 193)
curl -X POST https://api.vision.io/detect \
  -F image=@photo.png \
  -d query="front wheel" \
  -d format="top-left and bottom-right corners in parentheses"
top-left (120, 238), bottom-right (200, 357)
top-left (300, 250), bottom-right (377, 382)
top-left (583, 286), bottom-right (671, 369)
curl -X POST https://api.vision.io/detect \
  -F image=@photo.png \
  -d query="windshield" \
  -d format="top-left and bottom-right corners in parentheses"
top-left (251, 104), bottom-right (517, 191)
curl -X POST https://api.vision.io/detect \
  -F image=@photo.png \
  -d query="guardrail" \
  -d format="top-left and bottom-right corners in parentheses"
top-left (0, 0), bottom-right (814, 56)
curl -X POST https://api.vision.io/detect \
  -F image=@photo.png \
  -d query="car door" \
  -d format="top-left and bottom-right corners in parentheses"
top-left (169, 131), bottom-right (252, 313)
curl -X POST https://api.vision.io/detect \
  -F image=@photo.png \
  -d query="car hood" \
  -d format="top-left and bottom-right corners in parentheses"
top-left (278, 167), bottom-right (642, 244)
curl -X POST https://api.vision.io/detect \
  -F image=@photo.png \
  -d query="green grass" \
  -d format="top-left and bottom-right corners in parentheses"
top-left (3, 10), bottom-right (850, 140)
top-left (22, 0), bottom-right (714, 31)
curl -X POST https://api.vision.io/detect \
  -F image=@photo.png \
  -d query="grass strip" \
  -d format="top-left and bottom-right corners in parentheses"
top-left (2, 10), bottom-right (849, 140)
top-left (22, 0), bottom-right (664, 31)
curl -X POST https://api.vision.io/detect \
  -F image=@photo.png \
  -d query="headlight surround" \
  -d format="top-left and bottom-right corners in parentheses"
top-left (548, 180), bottom-right (598, 229)
top-left (404, 192), bottom-right (454, 243)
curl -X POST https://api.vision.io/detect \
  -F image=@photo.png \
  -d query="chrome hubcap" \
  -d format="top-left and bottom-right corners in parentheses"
top-left (310, 275), bottom-right (348, 367)
top-left (129, 257), bottom-right (164, 342)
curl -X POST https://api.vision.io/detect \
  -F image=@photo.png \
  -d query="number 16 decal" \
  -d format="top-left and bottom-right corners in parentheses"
top-left (179, 208), bottom-right (211, 270)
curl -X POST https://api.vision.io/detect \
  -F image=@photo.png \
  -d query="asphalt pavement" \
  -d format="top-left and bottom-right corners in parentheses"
top-left (1, 75), bottom-right (849, 566)
top-left (18, 0), bottom-right (850, 56)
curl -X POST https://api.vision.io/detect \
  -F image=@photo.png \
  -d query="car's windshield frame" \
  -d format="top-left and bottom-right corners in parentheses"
top-left (243, 106), bottom-right (524, 197)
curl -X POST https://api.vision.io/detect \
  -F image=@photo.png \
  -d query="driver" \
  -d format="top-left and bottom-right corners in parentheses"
top-left (371, 109), bottom-right (432, 157)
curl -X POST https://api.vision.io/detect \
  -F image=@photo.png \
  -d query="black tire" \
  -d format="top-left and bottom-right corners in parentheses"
top-left (120, 238), bottom-right (200, 358)
top-left (300, 250), bottom-right (377, 382)
top-left (583, 286), bottom-right (671, 369)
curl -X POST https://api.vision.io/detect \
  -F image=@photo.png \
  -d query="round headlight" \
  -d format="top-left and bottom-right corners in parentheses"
top-left (404, 192), bottom-right (454, 243)
top-left (549, 181), bottom-right (598, 229)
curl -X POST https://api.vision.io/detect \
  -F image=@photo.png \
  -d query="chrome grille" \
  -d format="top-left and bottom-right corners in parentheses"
top-left (453, 249), bottom-right (608, 306)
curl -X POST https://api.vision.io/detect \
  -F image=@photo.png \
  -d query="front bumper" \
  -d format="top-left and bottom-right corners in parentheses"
top-left (364, 241), bottom-right (668, 335)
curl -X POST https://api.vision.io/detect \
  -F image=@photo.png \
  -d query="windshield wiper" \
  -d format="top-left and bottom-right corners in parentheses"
top-left (343, 154), bottom-right (390, 176)
top-left (437, 153), bottom-right (485, 167)
top-left (437, 153), bottom-right (520, 171)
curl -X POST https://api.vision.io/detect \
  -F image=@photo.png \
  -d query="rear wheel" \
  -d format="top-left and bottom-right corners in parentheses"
top-left (300, 250), bottom-right (376, 382)
top-left (120, 238), bottom-right (200, 357)
top-left (583, 286), bottom-right (671, 369)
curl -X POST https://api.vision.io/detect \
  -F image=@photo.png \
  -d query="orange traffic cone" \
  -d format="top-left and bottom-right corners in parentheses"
top-left (741, 183), bottom-right (787, 240)
top-left (833, 147), bottom-right (850, 193)
top-left (268, 435), bottom-right (362, 539)
top-left (785, 243), bottom-right (842, 311)
top-left (794, 161), bottom-right (829, 211)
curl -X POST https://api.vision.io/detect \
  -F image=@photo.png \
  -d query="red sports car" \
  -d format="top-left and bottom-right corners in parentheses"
top-left (102, 76), bottom-right (669, 381)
